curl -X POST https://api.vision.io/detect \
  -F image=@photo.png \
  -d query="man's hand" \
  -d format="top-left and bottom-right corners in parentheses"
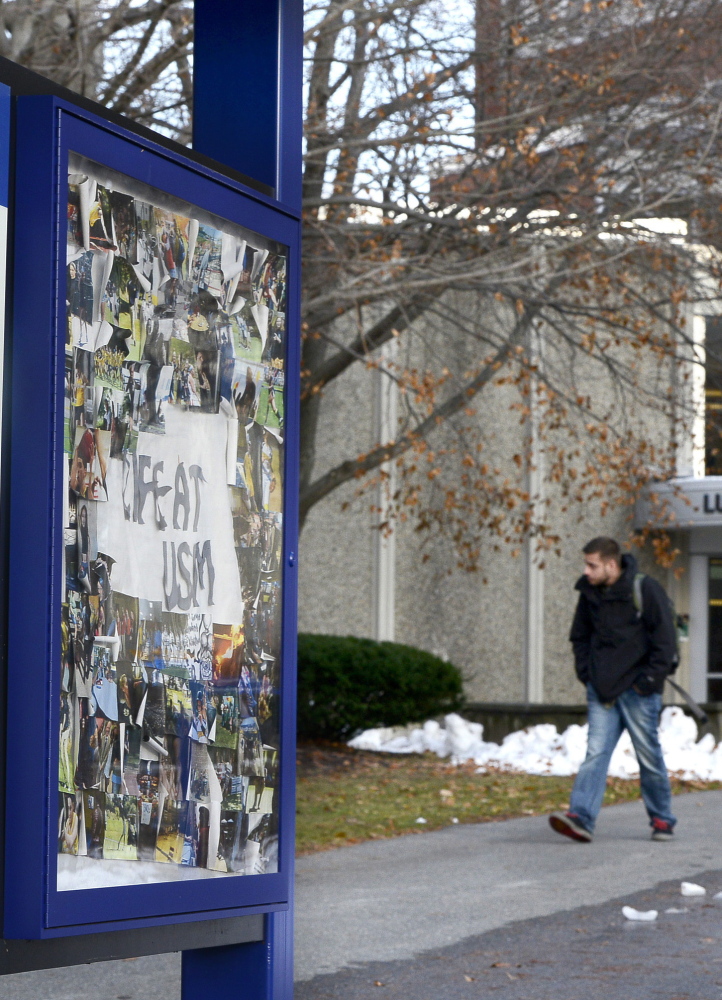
top-left (633, 673), bottom-right (659, 696)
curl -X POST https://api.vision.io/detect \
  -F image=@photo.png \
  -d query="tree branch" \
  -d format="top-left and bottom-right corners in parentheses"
top-left (299, 307), bottom-right (538, 525)
top-left (304, 299), bottom-right (428, 396)
top-left (108, 24), bottom-right (192, 114)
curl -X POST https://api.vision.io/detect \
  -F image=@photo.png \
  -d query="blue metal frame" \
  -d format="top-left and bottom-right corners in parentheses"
top-left (0, 82), bottom-right (9, 202)
top-left (4, 95), bottom-right (300, 940)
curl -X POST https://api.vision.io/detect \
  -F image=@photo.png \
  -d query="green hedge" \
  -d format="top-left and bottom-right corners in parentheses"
top-left (297, 633), bottom-right (464, 741)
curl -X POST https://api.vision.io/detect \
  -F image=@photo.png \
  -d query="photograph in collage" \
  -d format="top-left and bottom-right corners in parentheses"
top-left (58, 158), bottom-right (286, 888)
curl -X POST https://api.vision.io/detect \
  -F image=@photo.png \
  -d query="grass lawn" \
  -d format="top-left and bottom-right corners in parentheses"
top-left (296, 742), bottom-right (721, 855)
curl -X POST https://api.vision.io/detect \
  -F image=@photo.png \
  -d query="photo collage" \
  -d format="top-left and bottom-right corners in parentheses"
top-left (58, 156), bottom-right (286, 885)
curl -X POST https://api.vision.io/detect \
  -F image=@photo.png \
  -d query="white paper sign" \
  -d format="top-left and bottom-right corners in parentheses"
top-left (99, 404), bottom-right (243, 625)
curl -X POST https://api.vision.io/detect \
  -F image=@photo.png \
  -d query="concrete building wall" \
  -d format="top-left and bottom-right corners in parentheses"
top-left (298, 355), bottom-right (377, 640)
top-left (393, 518), bottom-right (527, 704)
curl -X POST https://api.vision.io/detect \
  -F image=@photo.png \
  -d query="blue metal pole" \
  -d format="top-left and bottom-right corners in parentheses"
top-left (182, 902), bottom-right (294, 1000)
top-left (187, 3), bottom-right (302, 997)
top-left (193, 0), bottom-right (303, 212)
top-left (182, 928), bottom-right (272, 999)
top-left (193, 0), bottom-right (278, 191)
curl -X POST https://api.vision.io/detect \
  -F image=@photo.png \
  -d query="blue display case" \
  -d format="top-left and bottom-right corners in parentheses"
top-left (4, 96), bottom-right (300, 939)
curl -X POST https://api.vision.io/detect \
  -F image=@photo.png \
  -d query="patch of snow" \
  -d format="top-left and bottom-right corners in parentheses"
top-left (348, 707), bottom-right (722, 781)
top-left (622, 905), bottom-right (657, 921)
top-left (680, 881), bottom-right (706, 897)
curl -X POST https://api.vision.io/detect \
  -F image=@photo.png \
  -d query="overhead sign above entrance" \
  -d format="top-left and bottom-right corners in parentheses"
top-left (634, 477), bottom-right (722, 529)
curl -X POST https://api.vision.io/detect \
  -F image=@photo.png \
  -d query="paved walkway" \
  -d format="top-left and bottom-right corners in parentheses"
top-left (1, 790), bottom-right (721, 998)
top-left (296, 871), bottom-right (722, 1000)
top-left (294, 789), bottom-right (722, 980)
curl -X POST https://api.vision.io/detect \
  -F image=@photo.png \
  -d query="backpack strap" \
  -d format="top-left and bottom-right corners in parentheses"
top-left (633, 572), bottom-right (682, 673)
top-left (666, 678), bottom-right (708, 725)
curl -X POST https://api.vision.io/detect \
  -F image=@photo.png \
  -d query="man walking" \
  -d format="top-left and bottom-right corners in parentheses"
top-left (549, 537), bottom-right (678, 843)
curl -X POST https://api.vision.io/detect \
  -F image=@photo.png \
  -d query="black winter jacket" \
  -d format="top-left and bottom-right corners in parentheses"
top-left (569, 554), bottom-right (677, 701)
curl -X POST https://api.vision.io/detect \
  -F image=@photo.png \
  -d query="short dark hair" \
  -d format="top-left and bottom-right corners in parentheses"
top-left (583, 536), bottom-right (621, 564)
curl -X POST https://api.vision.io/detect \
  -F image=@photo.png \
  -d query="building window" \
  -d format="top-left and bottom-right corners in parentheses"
top-left (705, 318), bottom-right (722, 475)
top-left (707, 558), bottom-right (722, 701)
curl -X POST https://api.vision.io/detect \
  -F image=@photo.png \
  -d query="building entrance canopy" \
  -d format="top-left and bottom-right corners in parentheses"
top-left (634, 477), bottom-right (722, 529)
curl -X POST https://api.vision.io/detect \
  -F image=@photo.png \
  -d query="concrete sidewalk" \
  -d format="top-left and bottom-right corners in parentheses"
top-left (296, 870), bottom-right (722, 1000)
top-left (1, 790), bottom-right (720, 998)
top-left (294, 789), bottom-right (722, 980)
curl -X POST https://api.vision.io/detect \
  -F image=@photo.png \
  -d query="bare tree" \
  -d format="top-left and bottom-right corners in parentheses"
top-left (0, 0), bottom-right (193, 139)
top-left (299, 0), bottom-right (722, 565)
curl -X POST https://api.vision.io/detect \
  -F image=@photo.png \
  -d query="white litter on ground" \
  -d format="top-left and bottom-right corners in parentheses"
top-left (415, 817), bottom-right (428, 824)
top-left (348, 707), bottom-right (722, 781)
top-left (665, 907), bottom-right (689, 914)
top-left (680, 881), bottom-right (706, 897)
top-left (622, 905), bottom-right (658, 921)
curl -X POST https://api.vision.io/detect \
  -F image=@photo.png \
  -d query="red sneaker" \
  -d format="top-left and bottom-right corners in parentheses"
top-left (549, 811), bottom-right (593, 843)
top-left (651, 818), bottom-right (674, 841)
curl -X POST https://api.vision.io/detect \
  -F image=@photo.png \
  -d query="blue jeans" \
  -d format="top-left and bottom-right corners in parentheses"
top-left (569, 684), bottom-right (676, 833)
